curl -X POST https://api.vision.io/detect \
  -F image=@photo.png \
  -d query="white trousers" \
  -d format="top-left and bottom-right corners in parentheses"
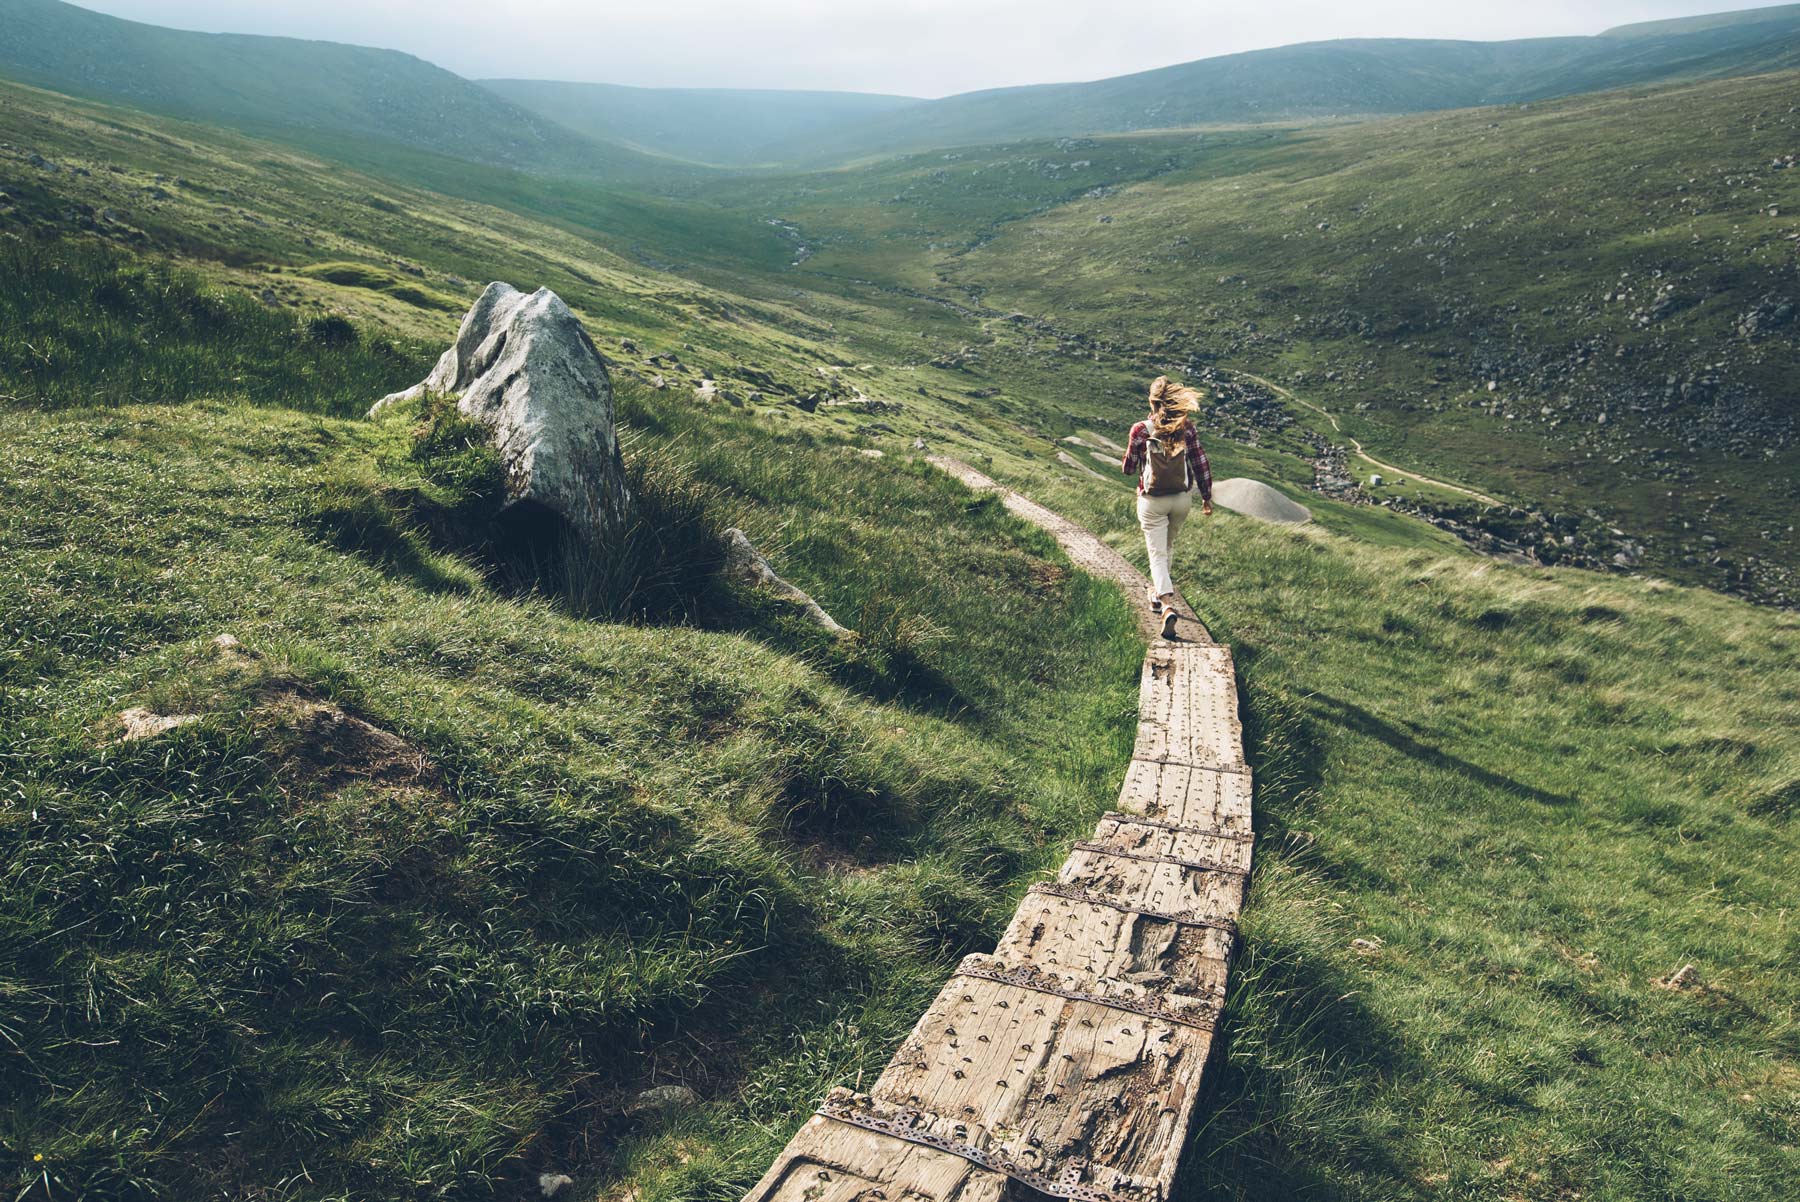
top-left (1137, 490), bottom-right (1193, 598)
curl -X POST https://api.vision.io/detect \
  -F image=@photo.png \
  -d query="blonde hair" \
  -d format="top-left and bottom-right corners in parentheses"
top-left (1147, 376), bottom-right (1203, 441)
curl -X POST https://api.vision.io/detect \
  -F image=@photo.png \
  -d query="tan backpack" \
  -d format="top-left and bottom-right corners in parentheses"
top-left (1142, 431), bottom-right (1191, 496)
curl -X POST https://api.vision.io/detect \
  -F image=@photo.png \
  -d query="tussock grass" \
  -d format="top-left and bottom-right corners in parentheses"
top-left (298, 260), bottom-right (464, 312)
top-left (0, 238), bottom-right (428, 414)
top-left (0, 390), bottom-right (1142, 1202)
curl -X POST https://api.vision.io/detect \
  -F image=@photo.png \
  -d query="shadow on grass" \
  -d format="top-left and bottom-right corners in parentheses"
top-left (306, 480), bottom-right (481, 596)
top-left (1177, 940), bottom-right (1418, 1202)
top-left (1309, 692), bottom-right (1578, 809)
top-left (1173, 676), bottom-right (1421, 1200)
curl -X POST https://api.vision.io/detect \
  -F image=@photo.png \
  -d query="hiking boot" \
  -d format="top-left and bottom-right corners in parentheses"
top-left (1161, 608), bottom-right (1179, 640)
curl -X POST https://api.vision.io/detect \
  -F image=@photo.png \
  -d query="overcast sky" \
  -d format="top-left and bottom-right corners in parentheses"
top-left (71, 0), bottom-right (1797, 96)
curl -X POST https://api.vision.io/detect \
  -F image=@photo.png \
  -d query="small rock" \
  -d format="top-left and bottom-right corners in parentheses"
top-left (1351, 937), bottom-right (1383, 955)
top-left (538, 1173), bottom-right (574, 1198)
top-left (118, 708), bottom-right (200, 741)
top-left (1658, 963), bottom-right (1700, 990)
top-left (632, 1084), bottom-right (698, 1113)
top-left (723, 530), bottom-right (848, 635)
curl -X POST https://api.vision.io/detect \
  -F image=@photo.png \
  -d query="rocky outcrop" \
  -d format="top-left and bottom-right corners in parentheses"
top-left (372, 283), bottom-right (630, 542)
top-left (723, 529), bottom-right (847, 634)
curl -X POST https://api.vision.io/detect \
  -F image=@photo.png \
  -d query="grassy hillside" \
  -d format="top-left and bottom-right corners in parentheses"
top-left (481, 80), bottom-right (921, 167)
top-left (0, 0), bottom-right (673, 180)
top-left (759, 9), bottom-right (1800, 163)
top-left (2, 58), bottom-right (1798, 1202)
top-left (931, 72), bottom-right (1799, 604)
top-left (699, 71), bottom-right (1799, 605)
top-left (1015, 464), bottom-right (1800, 1202)
top-left (0, 365), bottom-right (1149, 1200)
top-left (7, 59), bottom-right (1797, 610)
top-left (3, 312), bottom-right (1794, 1202)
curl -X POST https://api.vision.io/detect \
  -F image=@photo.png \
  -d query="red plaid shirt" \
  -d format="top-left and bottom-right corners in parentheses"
top-left (1122, 421), bottom-right (1212, 500)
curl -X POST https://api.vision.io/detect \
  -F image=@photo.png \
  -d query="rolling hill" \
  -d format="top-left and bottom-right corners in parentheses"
top-left (0, 0), bottom-right (674, 180)
top-left (710, 70), bottom-right (1799, 605)
top-left (759, 4), bottom-right (1800, 162)
top-left (480, 79), bottom-right (922, 167)
top-left (2, 21), bottom-right (1799, 1202)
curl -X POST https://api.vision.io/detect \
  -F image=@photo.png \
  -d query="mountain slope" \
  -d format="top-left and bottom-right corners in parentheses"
top-left (931, 72), bottom-right (1800, 604)
top-left (0, 0), bottom-right (670, 179)
top-left (481, 79), bottom-right (922, 166)
top-left (762, 6), bottom-right (1800, 162)
top-left (3, 66), bottom-right (1799, 1202)
top-left (1602, 1), bottom-right (1800, 38)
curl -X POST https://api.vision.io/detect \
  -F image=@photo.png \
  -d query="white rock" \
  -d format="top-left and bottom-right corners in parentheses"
top-left (724, 529), bottom-right (848, 634)
top-left (539, 1173), bottom-right (574, 1197)
top-left (1212, 478), bottom-right (1312, 524)
top-left (372, 283), bottom-right (629, 542)
top-left (117, 708), bottom-right (200, 741)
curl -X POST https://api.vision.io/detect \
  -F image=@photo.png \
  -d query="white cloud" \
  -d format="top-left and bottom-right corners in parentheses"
top-left (70, 0), bottom-right (1797, 96)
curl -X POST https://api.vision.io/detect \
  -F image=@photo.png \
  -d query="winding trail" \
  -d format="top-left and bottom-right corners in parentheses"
top-left (742, 459), bottom-right (1251, 1202)
top-left (1226, 368), bottom-right (1503, 507)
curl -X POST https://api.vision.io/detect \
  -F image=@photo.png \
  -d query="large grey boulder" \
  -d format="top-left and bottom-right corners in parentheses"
top-left (372, 282), bottom-right (630, 541)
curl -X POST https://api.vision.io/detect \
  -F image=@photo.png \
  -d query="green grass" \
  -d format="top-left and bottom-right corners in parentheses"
top-left (1011, 465), bottom-right (1800, 1202)
top-left (0, 238), bottom-right (429, 412)
top-left (4, 54), bottom-right (1800, 1202)
top-left (298, 261), bottom-right (464, 313)
top-left (0, 387), bottom-right (1144, 1202)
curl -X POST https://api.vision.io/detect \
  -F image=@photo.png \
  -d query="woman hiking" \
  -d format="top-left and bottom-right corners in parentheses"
top-left (1122, 376), bottom-right (1213, 639)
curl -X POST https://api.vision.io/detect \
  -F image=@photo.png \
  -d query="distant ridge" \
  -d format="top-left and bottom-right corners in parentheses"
top-left (755, 6), bottom-right (1800, 163)
top-left (1601, 2), bottom-right (1800, 38)
top-left (481, 79), bottom-right (922, 167)
top-left (0, 0), bottom-right (670, 179)
top-left (3, 0), bottom-right (1798, 173)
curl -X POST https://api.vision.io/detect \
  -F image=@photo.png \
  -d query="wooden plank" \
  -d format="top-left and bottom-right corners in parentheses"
top-left (994, 889), bottom-right (1232, 1005)
top-left (1087, 813), bottom-right (1254, 873)
top-left (1114, 762), bottom-right (1253, 833)
top-left (869, 972), bottom-right (1213, 1200)
top-left (741, 1106), bottom-right (1010, 1202)
top-left (1134, 645), bottom-right (1242, 769)
top-left (1057, 847), bottom-right (1249, 921)
top-left (747, 460), bottom-right (1252, 1202)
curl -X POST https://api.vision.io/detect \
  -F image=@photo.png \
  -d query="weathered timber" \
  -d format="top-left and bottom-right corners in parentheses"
top-left (743, 459), bottom-right (1252, 1202)
top-left (1135, 644), bottom-right (1244, 769)
top-left (1114, 761), bottom-right (1253, 833)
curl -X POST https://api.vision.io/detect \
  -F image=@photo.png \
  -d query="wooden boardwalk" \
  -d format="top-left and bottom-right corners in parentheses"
top-left (741, 459), bottom-right (1249, 1202)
